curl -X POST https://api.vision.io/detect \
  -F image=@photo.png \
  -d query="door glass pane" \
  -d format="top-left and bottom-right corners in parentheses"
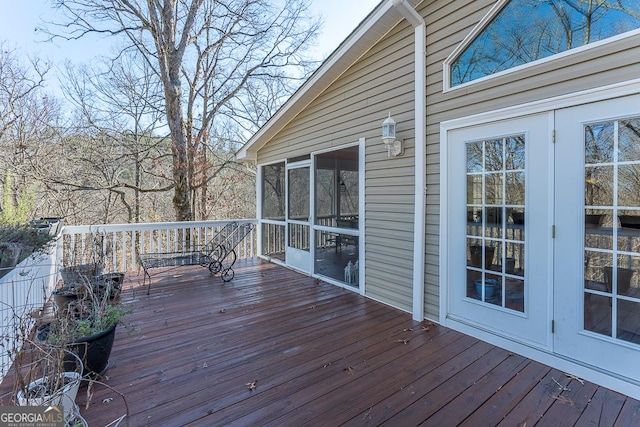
top-left (485, 174), bottom-right (504, 205)
top-left (584, 165), bottom-right (614, 206)
top-left (506, 209), bottom-right (525, 242)
top-left (583, 117), bottom-right (640, 343)
top-left (584, 293), bottom-right (612, 336)
top-left (288, 223), bottom-right (309, 251)
top-left (618, 165), bottom-right (640, 207)
top-left (466, 135), bottom-right (525, 312)
top-left (505, 136), bottom-right (525, 170)
top-left (585, 122), bottom-right (614, 164)
top-left (288, 167), bottom-right (310, 221)
top-left (618, 118), bottom-right (640, 162)
top-left (314, 230), bottom-right (359, 287)
top-left (618, 299), bottom-right (640, 345)
top-left (505, 172), bottom-right (525, 205)
top-left (262, 163), bottom-right (285, 220)
top-left (315, 147), bottom-right (359, 228)
top-left (484, 139), bottom-right (503, 172)
top-left (467, 175), bottom-right (482, 205)
top-left (584, 209), bottom-right (613, 250)
top-left (467, 142), bottom-right (483, 173)
top-left (584, 251), bottom-right (612, 292)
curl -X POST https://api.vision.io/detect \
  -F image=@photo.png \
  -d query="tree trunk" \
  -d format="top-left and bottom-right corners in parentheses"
top-left (165, 79), bottom-right (192, 222)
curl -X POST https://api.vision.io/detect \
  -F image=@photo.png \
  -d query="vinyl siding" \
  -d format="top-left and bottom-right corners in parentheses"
top-left (422, 0), bottom-right (640, 320)
top-left (255, 0), bottom-right (640, 321)
top-left (257, 15), bottom-right (417, 312)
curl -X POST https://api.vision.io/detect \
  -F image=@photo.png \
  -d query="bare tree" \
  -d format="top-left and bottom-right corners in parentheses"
top-left (47, 0), bottom-right (321, 222)
top-left (0, 45), bottom-right (65, 218)
top-left (58, 54), bottom-right (174, 223)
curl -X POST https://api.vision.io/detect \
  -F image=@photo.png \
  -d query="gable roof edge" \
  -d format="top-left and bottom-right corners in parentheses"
top-left (236, 0), bottom-right (404, 162)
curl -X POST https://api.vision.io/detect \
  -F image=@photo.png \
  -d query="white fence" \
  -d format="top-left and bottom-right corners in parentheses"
top-left (0, 250), bottom-right (58, 382)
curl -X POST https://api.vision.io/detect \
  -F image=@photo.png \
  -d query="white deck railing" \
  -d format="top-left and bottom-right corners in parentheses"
top-left (1, 219), bottom-right (257, 382)
top-left (58, 219), bottom-right (258, 273)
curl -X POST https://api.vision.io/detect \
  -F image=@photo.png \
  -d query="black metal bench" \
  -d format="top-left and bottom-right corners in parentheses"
top-left (138, 222), bottom-right (254, 293)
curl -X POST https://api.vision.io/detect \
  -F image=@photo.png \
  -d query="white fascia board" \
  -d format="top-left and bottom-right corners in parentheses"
top-left (236, 0), bottom-right (400, 162)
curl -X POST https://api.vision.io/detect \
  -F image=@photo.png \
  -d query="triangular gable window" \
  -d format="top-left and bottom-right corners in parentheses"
top-left (446, 0), bottom-right (640, 88)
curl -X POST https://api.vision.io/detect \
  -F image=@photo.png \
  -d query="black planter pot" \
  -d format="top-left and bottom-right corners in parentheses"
top-left (37, 322), bottom-right (117, 376)
top-left (52, 285), bottom-right (82, 315)
top-left (93, 273), bottom-right (125, 300)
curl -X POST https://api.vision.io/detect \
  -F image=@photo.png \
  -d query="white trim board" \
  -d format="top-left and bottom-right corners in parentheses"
top-left (441, 79), bottom-right (640, 132)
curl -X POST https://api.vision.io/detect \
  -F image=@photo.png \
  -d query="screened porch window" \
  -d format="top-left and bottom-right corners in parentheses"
top-left (314, 146), bottom-right (359, 287)
top-left (262, 163), bottom-right (285, 261)
top-left (262, 163), bottom-right (285, 220)
top-left (315, 147), bottom-right (359, 229)
top-left (450, 0), bottom-right (640, 87)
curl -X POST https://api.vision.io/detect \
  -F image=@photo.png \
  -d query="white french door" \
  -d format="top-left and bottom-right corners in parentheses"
top-left (446, 113), bottom-right (553, 349)
top-left (554, 95), bottom-right (640, 382)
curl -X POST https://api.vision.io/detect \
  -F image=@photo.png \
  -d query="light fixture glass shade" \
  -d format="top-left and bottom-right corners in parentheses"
top-left (382, 114), bottom-right (396, 141)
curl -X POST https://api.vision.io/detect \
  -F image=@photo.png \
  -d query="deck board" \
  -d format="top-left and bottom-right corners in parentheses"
top-left (458, 360), bottom-right (551, 427)
top-left (1, 258), bottom-right (639, 426)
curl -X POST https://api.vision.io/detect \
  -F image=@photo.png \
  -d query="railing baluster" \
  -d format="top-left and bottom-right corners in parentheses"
top-left (130, 230), bottom-right (136, 268)
top-left (80, 233), bottom-right (87, 265)
top-left (111, 231), bottom-right (117, 271)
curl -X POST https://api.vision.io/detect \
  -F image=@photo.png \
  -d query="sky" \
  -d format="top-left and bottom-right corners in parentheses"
top-left (0, 0), bottom-right (381, 95)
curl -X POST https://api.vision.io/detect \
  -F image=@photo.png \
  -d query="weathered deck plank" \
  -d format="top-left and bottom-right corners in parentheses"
top-left (2, 258), bottom-right (639, 426)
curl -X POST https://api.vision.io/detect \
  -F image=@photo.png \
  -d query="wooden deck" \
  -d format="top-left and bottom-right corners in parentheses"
top-left (3, 258), bottom-right (640, 426)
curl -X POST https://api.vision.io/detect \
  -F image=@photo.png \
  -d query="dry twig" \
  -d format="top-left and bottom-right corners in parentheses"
top-left (565, 373), bottom-right (585, 385)
top-left (551, 394), bottom-right (574, 405)
top-left (552, 377), bottom-right (570, 392)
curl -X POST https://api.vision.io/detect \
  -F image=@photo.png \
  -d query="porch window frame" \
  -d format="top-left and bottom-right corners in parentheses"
top-left (257, 160), bottom-right (287, 265)
top-left (256, 138), bottom-right (365, 294)
top-left (311, 141), bottom-right (363, 291)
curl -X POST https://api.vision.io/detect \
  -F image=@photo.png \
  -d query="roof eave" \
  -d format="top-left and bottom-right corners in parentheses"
top-left (236, 0), bottom-right (407, 162)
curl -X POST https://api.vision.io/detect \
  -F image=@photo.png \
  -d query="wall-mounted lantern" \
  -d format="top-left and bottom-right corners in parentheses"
top-left (382, 113), bottom-right (403, 157)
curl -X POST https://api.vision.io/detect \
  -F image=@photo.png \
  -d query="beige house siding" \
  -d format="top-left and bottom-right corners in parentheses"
top-left (256, 17), bottom-right (418, 312)
top-left (252, 0), bottom-right (640, 320)
top-left (422, 0), bottom-right (640, 320)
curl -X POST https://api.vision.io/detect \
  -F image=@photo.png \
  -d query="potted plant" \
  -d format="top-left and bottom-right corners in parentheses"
top-left (474, 278), bottom-right (499, 299)
top-left (38, 274), bottom-right (132, 376)
top-left (0, 222), bottom-right (58, 278)
top-left (59, 263), bottom-right (104, 284)
top-left (15, 347), bottom-right (83, 421)
top-left (93, 272), bottom-right (125, 300)
top-left (603, 266), bottom-right (635, 294)
top-left (4, 297), bottom-right (84, 423)
top-left (29, 217), bottom-right (64, 237)
top-left (469, 244), bottom-right (495, 270)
